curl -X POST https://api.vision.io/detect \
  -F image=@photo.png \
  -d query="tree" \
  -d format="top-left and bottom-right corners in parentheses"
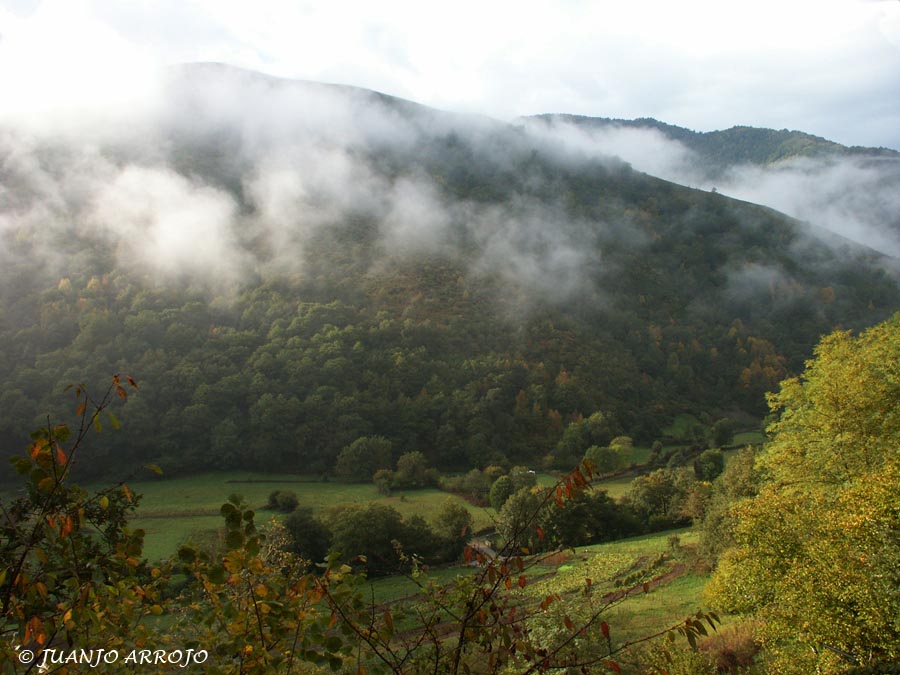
top-left (327, 503), bottom-right (409, 576)
top-left (393, 450), bottom-right (430, 489)
top-left (283, 507), bottom-right (332, 569)
top-left (489, 474), bottom-right (514, 511)
top-left (334, 436), bottom-right (393, 483)
top-left (708, 418), bottom-right (734, 448)
top-left (552, 411), bottom-right (621, 469)
top-left (584, 445), bottom-right (625, 475)
top-left (706, 314), bottom-right (900, 674)
top-left (432, 499), bottom-right (473, 560)
top-left (693, 448), bottom-right (724, 482)
top-left (266, 489), bottom-right (299, 512)
top-left (373, 468), bottom-right (394, 495)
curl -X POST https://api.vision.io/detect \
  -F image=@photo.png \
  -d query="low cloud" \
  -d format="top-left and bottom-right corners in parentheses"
top-left (529, 117), bottom-right (900, 258)
top-left (0, 65), bottom-right (612, 303)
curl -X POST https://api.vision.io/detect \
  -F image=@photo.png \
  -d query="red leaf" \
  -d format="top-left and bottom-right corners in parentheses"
top-left (518, 575), bottom-right (527, 588)
top-left (536, 525), bottom-right (545, 541)
top-left (604, 660), bottom-right (622, 673)
top-left (564, 616), bottom-right (574, 631)
top-left (600, 621), bottom-right (610, 640)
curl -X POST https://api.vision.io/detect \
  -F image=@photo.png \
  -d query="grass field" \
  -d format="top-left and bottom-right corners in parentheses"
top-left (108, 472), bottom-right (497, 561)
top-left (358, 528), bottom-right (712, 672)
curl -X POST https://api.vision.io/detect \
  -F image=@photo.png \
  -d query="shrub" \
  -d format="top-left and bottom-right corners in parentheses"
top-left (266, 489), bottom-right (299, 513)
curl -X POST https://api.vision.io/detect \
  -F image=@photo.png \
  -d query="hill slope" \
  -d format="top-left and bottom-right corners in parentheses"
top-left (528, 114), bottom-right (900, 171)
top-left (0, 64), bottom-right (898, 477)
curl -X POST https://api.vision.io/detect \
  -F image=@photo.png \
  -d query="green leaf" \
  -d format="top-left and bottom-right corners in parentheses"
top-left (208, 565), bottom-right (226, 584)
top-left (107, 410), bottom-right (120, 430)
top-left (225, 530), bottom-right (244, 550)
top-left (178, 546), bottom-right (197, 563)
top-left (11, 456), bottom-right (31, 475)
top-left (144, 464), bottom-right (163, 476)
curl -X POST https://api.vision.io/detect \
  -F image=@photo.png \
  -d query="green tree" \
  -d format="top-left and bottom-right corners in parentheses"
top-left (584, 445), bottom-right (625, 474)
top-left (283, 507), bottom-right (332, 569)
top-left (708, 418), bottom-right (734, 448)
top-left (393, 450), bottom-right (429, 489)
top-left (334, 436), bottom-right (393, 483)
top-left (706, 315), bottom-right (900, 674)
top-left (327, 503), bottom-right (409, 576)
top-left (693, 448), bottom-right (724, 482)
top-left (489, 474), bottom-right (514, 511)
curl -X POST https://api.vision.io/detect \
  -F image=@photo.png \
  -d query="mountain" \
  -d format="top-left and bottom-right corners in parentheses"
top-left (1, 63), bottom-right (898, 477)
top-left (527, 114), bottom-right (900, 172)
top-left (524, 114), bottom-right (900, 258)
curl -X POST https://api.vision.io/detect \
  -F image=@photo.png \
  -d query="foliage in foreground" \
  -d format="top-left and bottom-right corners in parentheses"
top-left (706, 313), bottom-right (900, 674)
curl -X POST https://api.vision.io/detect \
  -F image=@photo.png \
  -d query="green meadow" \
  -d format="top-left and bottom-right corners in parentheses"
top-left (111, 472), bottom-right (497, 561)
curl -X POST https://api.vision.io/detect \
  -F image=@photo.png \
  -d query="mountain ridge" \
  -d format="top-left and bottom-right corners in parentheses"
top-left (525, 113), bottom-right (900, 167)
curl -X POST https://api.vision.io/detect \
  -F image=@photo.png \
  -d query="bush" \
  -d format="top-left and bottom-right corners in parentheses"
top-left (373, 468), bottom-right (394, 495)
top-left (284, 508), bottom-right (333, 570)
top-left (266, 489), bottom-right (299, 513)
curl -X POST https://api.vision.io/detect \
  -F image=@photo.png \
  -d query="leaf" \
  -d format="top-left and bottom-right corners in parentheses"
top-left (107, 410), bottom-right (120, 429)
top-left (76, 401), bottom-right (86, 417)
top-left (126, 375), bottom-right (138, 388)
top-left (99, 496), bottom-right (109, 510)
top-left (144, 463), bottom-right (163, 476)
top-left (517, 575), bottom-right (527, 588)
top-left (122, 484), bottom-right (133, 502)
top-left (536, 525), bottom-right (545, 541)
top-left (564, 616), bottom-right (574, 631)
top-left (61, 515), bottom-right (74, 537)
top-left (93, 415), bottom-right (102, 433)
top-left (116, 385), bottom-right (127, 401)
top-left (604, 660), bottom-right (622, 673)
top-left (54, 444), bottom-right (67, 466)
top-left (600, 621), bottom-right (610, 640)
top-left (383, 610), bottom-right (394, 635)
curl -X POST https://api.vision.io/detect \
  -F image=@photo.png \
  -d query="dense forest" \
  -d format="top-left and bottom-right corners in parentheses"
top-left (1, 64), bottom-right (898, 479)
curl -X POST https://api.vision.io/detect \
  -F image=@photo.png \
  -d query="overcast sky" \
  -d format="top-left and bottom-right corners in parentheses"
top-left (1, 0), bottom-right (899, 150)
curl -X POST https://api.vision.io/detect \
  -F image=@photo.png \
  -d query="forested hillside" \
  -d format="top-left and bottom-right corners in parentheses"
top-left (1, 64), bottom-right (898, 478)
